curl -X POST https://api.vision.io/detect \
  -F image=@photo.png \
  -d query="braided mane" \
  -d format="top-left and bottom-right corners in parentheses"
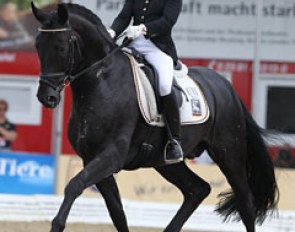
top-left (62, 3), bottom-right (114, 45)
top-left (62, 3), bottom-right (103, 26)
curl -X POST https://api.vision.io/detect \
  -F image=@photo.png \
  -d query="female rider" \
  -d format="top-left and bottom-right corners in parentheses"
top-left (108, 0), bottom-right (183, 163)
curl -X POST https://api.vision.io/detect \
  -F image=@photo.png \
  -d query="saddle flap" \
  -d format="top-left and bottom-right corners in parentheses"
top-left (125, 52), bottom-right (210, 127)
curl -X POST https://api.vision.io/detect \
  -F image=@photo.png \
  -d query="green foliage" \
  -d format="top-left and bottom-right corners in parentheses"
top-left (0, 0), bottom-right (55, 10)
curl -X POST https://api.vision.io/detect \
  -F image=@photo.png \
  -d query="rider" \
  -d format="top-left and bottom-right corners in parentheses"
top-left (108, 0), bottom-right (183, 163)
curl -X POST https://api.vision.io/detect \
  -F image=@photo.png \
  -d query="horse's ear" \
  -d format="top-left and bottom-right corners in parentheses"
top-left (31, 2), bottom-right (49, 23)
top-left (57, 4), bottom-right (69, 25)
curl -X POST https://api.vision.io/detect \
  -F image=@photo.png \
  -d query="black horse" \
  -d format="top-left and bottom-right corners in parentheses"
top-left (32, 3), bottom-right (278, 232)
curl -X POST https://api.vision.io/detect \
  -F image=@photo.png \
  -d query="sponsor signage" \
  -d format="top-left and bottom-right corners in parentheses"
top-left (56, 156), bottom-right (295, 210)
top-left (72, 0), bottom-right (295, 61)
top-left (175, 0), bottom-right (295, 61)
top-left (0, 152), bottom-right (55, 194)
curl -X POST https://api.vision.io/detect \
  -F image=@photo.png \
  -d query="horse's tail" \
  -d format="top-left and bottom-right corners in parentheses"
top-left (242, 102), bottom-right (279, 222)
top-left (217, 99), bottom-right (279, 223)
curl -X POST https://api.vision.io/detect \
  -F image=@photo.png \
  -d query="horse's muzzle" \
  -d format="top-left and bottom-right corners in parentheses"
top-left (37, 85), bottom-right (61, 109)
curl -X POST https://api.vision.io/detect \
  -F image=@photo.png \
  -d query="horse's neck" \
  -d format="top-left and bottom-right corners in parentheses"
top-left (77, 33), bottom-right (110, 66)
top-left (69, 15), bottom-right (131, 101)
top-left (69, 24), bottom-right (118, 101)
top-left (71, 52), bottom-right (132, 104)
top-left (71, 15), bottom-right (114, 66)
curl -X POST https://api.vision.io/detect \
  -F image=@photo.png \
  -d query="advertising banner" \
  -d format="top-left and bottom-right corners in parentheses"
top-left (176, 0), bottom-right (295, 61)
top-left (72, 0), bottom-right (295, 62)
top-left (0, 152), bottom-right (55, 194)
top-left (57, 155), bottom-right (295, 210)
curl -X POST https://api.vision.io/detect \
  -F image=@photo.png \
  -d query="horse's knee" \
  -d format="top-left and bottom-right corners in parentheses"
top-left (64, 176), bottom-right (85, 198)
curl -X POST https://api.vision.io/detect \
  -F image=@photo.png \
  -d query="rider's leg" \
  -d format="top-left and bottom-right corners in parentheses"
top-left (160, 89), bottom-right (183, 163)
top-left (129, 36), bottom-right (183, 163)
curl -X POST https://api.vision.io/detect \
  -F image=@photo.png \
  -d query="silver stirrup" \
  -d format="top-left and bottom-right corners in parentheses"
top-left (164, 139), bottom-right (184, 164)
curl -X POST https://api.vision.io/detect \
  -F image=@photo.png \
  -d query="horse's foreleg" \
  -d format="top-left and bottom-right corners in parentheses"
top-left (96, 175), bottom-right (129, 232)
top-left (155, 162), bottom-right (211, 232)
top-left (50, 155), bottom-right (117, 232)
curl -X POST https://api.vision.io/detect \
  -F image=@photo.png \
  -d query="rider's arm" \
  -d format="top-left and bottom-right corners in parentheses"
top-left (111, 0), bottom-right (134, 38)
top-left (145, 0), bottom-right (182, 38)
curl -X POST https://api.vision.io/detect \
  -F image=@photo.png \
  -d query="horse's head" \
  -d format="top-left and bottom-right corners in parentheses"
top-left (32, 2), bottom-right (116, 108)
top-left (32, 3), bottom-right (76, 108)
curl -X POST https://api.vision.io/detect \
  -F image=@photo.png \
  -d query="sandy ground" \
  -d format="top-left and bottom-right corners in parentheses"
top-left (0, 221), bottom-right (202, 232)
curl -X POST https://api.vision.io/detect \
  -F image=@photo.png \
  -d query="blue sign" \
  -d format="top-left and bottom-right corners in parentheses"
top-left (0, 152), bottom-right (55, 194)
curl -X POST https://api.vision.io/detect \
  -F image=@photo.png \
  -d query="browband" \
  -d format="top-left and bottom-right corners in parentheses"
top-left (38, 27), bottom-right (70, 32)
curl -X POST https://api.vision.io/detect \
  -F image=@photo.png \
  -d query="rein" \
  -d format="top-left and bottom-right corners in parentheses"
top-left (38, 27), bottom-right (125, 92)
top-left (68, 42), bottom-right (125, 82)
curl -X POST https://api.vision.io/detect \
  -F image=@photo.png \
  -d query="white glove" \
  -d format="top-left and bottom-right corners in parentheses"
top-left (126, 24), bottom-right (146, 39)
top-left (107, 28), bottom-right (116, 39)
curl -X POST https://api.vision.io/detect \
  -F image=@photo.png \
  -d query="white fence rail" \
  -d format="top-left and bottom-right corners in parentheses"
top-left (0, 194), bottom-right (294, 232)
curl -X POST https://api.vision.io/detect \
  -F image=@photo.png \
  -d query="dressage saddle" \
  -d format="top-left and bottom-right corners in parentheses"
top-left (128, 47), bottom-right (184, 112)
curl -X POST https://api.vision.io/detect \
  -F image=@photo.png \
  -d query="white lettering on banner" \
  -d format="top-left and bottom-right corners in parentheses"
top-left (0, 53), bottom-right (16, 62)
top-left (208, 60), bottom-right (250, 72)
top-left (0, 158), bottom-right (53, 178)
top-left (208, 60), bottom-right (290, 74)
top-left (72, 0), bottom-right (295, 61)
top-left (261, 63), bottom-right (289, 73)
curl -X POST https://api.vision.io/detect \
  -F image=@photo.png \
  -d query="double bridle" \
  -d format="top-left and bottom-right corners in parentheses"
top-left (38, 26), bottom-right (122, 93)
top-left (38, 27), bottom-right (81, 92)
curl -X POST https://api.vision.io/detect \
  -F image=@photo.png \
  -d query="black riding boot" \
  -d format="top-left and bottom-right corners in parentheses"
top-left (161, 91), bottom-right (183, 164)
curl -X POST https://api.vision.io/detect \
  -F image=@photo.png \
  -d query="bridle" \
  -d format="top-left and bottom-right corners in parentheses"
top-left (38, 26), bottom-right (124, 93)
top-left (38, 27), bottom-right (81, 92)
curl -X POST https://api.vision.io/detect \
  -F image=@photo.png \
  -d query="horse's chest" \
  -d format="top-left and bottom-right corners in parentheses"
top-left (68, 115), bottom-right (102, 154)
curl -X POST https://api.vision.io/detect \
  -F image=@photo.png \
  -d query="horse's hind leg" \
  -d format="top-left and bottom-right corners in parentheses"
top-left (210, 143), bottom-right (256, 232)
top-left (96, 175), bottom-right (129, 232)
top-left (155, 162), bottom-right (211, 232)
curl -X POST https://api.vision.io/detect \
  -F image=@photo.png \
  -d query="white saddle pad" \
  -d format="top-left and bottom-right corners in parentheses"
top-left (126, 54), bottom-right (210, 127)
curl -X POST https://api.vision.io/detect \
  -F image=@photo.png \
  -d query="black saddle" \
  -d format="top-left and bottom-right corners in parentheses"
top-left (129, 48), bottom-right (184, 112)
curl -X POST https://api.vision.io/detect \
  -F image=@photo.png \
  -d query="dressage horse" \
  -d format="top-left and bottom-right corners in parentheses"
top-left (31, 3), bottom-right (278, 232)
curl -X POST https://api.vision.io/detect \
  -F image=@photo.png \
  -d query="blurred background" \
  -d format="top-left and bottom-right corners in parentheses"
top-left (0, 0), bottom-right (294, 231)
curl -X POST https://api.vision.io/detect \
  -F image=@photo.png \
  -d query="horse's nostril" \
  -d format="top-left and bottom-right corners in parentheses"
top-left (47, 96), bottom-right (56, 102)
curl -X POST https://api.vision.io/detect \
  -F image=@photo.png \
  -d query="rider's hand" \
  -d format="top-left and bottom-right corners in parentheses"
top-left (107, 28), bottom-right (116, 39)
top-left (126, 24), bottom-right (147, 39)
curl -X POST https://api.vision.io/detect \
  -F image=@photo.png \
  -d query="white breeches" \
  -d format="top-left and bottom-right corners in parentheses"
top-left (129, 35), bottom-right (174, 96)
